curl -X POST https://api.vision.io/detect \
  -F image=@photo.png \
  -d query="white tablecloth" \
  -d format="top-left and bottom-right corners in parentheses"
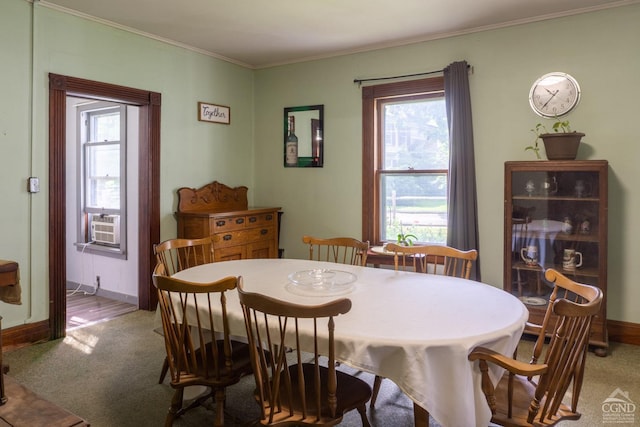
top-left (173, 258), bottom-right (528, 427)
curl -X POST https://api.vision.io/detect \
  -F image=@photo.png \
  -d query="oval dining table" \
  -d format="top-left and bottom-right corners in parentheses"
top-left (172, 258), bottom-right (528, 427)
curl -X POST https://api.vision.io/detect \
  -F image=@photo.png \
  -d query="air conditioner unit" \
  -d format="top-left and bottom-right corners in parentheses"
top-left (90, 214), bottom-right (120, 245)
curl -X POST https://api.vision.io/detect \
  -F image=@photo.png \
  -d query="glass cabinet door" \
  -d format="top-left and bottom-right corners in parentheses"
top-left (504, 160), bottom-right (608, 355)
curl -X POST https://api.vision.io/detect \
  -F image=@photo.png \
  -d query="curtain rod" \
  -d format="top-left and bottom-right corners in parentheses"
top-left (353, 64), bottom-right (472, 86)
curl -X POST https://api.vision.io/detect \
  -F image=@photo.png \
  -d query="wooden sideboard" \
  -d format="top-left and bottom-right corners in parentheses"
top-left (175, 181), bottom-right (280, 261)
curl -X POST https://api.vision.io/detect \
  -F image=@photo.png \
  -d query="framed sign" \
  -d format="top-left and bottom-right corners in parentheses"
top-left (198, 102), bottom-right (230, 124)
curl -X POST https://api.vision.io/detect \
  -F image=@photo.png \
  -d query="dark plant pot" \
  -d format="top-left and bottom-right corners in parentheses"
top-left (541, 132), bottom-right (585, 161)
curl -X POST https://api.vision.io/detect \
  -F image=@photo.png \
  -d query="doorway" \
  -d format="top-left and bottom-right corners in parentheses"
top-left (65, 97), bottom-right (140, 331)
top-left (48, 73), bottom-right (161, 339)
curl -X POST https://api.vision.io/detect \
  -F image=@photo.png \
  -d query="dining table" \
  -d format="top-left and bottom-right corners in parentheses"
top-left (172, 258), bottom-right (528, 427)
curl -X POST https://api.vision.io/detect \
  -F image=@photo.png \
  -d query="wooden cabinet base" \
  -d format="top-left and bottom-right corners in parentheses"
top-left (0, 375), bottom-right (89, 426)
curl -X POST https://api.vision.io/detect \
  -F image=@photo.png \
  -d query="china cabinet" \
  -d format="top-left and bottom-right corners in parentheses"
top-left (175, 181), bottom-right (280, 261)
top-left (504, 160), bottom-right (608, 355)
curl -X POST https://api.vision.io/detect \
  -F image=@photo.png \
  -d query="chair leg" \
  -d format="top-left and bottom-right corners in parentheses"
top-left (358, 403), bottom-right (371, 427)
top-left (166, 388), bottom-right (184, 427)
top-left (158, 356), bottom-right (169, 384)
top-left (0, 317), bottom-right (6, 406)
top-left (214, 388), bottom-right (225, 427)
top-left (413, 402), bottom-right (430, 427)
top-left (370, 375), bottom-right (383, 408)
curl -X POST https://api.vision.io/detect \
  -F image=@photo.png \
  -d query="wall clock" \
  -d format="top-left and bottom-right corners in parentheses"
top-left (529, 72), bottom-right (581, 118)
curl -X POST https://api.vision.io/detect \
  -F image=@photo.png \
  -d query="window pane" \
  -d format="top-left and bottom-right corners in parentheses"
top-left (90, 111), bottom-right (120, 142)
top-left (382, 99), bottom-right (448, 170)
top-left (380, 173), bottom-right (447, 243)
top-left (86, 144), bottom-right (120, 209)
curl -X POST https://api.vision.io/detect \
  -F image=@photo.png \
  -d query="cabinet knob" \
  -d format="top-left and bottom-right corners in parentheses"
top-left (266, 214), bottom-right (273, 220)
top-left (236, 218), bottom-right (244, 224)
top-left (223, 234), bottom-right (232, 241)
top-left (249, 217), bottom-right (257, 223)
top-left (260, 229), bottom-right (268, 235)
top-left (216, 220), bottom-right (226, 227)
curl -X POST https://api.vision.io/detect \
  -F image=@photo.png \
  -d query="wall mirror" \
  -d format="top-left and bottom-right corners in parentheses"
top-left (284, 104), bottom-right (324, 167)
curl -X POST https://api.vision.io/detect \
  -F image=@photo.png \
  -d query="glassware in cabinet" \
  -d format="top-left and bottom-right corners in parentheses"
top-left (504, 160), bottom-right (608, 356)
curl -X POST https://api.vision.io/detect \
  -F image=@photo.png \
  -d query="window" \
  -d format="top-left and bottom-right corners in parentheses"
top-left (77, 101), bottom-right (127, 256)
top-left (362, 77), bottom-right (448, 245)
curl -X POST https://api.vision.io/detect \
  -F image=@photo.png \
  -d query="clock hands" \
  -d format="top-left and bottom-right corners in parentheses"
top-left (541, 89), bottom-right (559, 109)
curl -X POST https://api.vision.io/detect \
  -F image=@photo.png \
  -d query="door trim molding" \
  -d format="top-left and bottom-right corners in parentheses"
top-left (48, 73), bottom-right (160, 339)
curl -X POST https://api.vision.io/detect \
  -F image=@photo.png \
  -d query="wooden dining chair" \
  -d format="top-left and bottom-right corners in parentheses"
top-left (153, 236), bottom-right (217, 383)
top-left (153, 273), bottom-right (253, 427)
top-left (154, 236), bottom-right (216, 276)
top-left (384, 242), bottom-right (478, 278)
top-left (468, 269), bottom-right (603, 426)
top-left (370, 243), bottom-right (479, 409)
top-left (302, 235), bottom-right (369, 266)
top-left (237, 280), bottom-right (372, 426)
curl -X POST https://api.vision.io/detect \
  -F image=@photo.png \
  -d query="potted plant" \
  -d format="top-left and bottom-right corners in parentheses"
top-left (396, 232), bottom-right (418, 246)
top-left (528, 119), bottom-right (585, 160)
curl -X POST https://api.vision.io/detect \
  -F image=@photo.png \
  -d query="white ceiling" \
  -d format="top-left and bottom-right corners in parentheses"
top-left (41, 0), bottom-right (634, 69)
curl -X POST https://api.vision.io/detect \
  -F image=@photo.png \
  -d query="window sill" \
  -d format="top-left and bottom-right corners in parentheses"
top-left (74, 242), bottom-right (127, 260)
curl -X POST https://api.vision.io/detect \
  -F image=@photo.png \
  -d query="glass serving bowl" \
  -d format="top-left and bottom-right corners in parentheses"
top-left (286, 269), bottom-right (357, 296)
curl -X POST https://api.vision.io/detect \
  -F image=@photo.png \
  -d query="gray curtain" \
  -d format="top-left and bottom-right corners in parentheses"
top-left (444, 60), bottom-right (481, 280)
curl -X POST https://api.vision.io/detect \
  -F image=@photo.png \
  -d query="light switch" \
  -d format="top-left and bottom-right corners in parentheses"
top-left (28, 177), bottom-right (40, 193)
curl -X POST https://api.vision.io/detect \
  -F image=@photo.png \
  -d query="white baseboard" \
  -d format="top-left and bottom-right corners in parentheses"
top-left (65, 281), bottom-right (138, 306)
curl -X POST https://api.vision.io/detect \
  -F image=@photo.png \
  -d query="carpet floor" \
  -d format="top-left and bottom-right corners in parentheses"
top-left (3, 310), bottom-right (639, 426)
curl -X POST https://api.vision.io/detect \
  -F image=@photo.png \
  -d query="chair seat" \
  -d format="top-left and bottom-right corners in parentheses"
top-left (171, 339), bottom-right (253, 388)
top-left (257, 364), bottom-right (372, 425)
top-left (491, 372), bottom-right (581, 427)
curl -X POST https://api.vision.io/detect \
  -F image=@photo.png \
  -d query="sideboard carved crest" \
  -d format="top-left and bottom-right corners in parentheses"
top-left (177, 181), bottom-right (248, 213)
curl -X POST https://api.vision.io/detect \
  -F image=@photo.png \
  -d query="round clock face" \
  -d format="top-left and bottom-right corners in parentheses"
top-left (529, 72), bottom-right (581, 118)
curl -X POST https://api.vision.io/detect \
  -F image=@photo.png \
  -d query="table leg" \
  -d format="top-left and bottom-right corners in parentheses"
top-left (413, 402), bottom-right (429, 427)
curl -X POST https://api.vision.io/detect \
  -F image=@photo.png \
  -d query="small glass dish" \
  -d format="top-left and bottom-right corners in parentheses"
top-left (286, 269), bottom-right (357, 297)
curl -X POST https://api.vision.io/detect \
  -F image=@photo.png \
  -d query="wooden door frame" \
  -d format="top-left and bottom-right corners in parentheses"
top-left (48, 73), bottom-right (161, 339)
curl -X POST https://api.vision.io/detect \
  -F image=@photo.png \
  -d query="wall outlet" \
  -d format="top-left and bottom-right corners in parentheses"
top-left (28, 177), bottom-right (40, 193)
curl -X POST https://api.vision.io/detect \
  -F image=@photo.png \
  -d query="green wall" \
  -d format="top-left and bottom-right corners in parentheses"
top-left (253, 5), bottom-right (640, 324)
top-left (0, 0), bottom-right (33, 324)
top-left (1, 0), bottom-right (638, 329)
top-left (0, 1), bottom-right (255, 327)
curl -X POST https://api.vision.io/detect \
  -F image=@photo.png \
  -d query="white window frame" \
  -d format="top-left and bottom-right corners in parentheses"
top-left (76, 101), bottom-right (127, 258)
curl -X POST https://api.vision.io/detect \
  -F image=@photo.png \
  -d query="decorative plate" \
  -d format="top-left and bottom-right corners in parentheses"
top-left (519, 296), bottom-right (547, 306)
top-left (286, 269), bottom-right (357, 297)
top-left (370, 246), bottom-right (393, 255)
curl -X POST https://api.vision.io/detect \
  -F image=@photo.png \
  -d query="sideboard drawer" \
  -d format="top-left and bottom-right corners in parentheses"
top-left (246, 212), bottom-right (277, 227)
top-left (211, 215), bottom-right (247, 233)
top-left (213, 226), bottom-right (275, 248)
